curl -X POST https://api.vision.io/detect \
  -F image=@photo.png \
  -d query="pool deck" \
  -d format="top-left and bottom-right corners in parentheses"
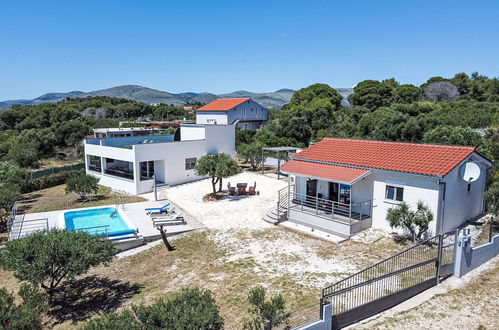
top-left (10, 200), bottom-right (203, 241)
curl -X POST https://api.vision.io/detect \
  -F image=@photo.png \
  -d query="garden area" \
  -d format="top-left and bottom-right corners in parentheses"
top-left (18, 184), bottom-right (146, 214)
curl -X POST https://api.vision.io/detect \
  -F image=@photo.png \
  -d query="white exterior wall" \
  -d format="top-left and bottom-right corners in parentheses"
top-left (351, 176), bottom-right (374, 204)
top-left (84, 125), bottom-right (236, 195)
top-left (371, 171), bottom-right (440, 234)
top-left (180, 125), bottom-right (206, 141)
top-left (440, 155), bottom-right (490, 232)
top-left (195, 112), bottom-right (228, 125)
top-left (134, 125), bottom-right (235, 190)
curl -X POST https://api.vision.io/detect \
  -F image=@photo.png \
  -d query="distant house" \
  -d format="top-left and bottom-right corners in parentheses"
top-left (84, 125), bottom-right (235, 194)
top-left (196, 98), bottom-right (268, 130)
top-left (273, 139), bottom-right (492, 238)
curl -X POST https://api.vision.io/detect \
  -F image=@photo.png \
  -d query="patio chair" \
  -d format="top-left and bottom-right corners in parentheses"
top-left (152, 212), bottom-right (185, 226)
top-left (145, 202), bottom-right (171, 215)
top-left (149, 206), bottom-right (176, 218)
top-left (227, 182), bottom-right (236, 196)
top-left (248, 182), bottom-right (256, 195)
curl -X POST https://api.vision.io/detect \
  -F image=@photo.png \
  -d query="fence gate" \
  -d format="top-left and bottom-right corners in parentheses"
top-left (322, 231), bottom-right (457, 329)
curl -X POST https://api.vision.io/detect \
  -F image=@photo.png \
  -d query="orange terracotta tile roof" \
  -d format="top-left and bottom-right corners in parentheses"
top-left (292, 138), bottom-right (477, 176)
top-left (197, 98), bottom-right (249, 111)
top-left (281, 160), bottom-right (370, 183)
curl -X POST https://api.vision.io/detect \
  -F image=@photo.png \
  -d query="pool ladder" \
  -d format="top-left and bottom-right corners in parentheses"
top-left (110, 196), bottom-right (124, 217)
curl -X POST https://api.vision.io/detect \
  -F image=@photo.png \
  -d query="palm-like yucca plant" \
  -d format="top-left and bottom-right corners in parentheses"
top-left (413, 201), bottom-right (433, 240)
top-left (386, 200), bottom-right (433, 241)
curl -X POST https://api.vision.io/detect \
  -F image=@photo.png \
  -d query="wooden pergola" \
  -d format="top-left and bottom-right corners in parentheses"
top-left (261, 146), bottom-right (299, 179)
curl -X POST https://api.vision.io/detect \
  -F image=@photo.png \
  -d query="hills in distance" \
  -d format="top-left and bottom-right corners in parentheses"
top-left (0, 85), bottom-right (353, 110)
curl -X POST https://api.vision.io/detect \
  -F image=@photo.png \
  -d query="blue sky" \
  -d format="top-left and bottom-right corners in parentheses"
top-left (1, 0), bottom-right (498, 99)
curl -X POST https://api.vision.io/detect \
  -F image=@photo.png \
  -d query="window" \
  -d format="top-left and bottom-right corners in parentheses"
top-left (185, 158), bottom-right (196, 170)
top-left (140, 161), bottom-right (154, 180)
top-left (385, 185), bottom-right (404, 201)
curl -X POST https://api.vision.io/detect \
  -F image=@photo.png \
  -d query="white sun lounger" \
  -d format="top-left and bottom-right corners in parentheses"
top-left (152, 213), bottom-right (185, 226)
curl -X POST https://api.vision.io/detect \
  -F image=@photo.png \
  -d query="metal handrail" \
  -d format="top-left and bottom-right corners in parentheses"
top-left (16, 214), bottom-right (26, 240)
top-left (290, 192), bottom-right (371, 223)
top-left (321, 229), bottom-right (458, 297)
top-left (75, 224), bottom-right (110, 237)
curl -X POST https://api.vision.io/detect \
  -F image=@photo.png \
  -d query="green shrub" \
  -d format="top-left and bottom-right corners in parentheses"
top-left (0, 186), bottom-right (20, 232)
top-left (24, 169), bottom-right (85, 193)
top-left (0, 284), bottom-right (47, 330)
top-left (486, 180), bottom-right (499, 216)
top-left (82, 287), bottom-right (224, 330)
top-left (244, 286), bottom-right (290, 330)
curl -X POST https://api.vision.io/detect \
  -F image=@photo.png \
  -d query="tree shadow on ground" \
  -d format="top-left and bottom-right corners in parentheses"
top-left (48, 275), bottom-right (143, 325)
top-left (392, 233), bottom-right (413, 245)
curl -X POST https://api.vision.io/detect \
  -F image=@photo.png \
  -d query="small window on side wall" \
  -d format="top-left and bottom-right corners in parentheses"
top-left (185, 158), bottom-right (196, 170)
top-left (385, 185), bottom-right (404, 201)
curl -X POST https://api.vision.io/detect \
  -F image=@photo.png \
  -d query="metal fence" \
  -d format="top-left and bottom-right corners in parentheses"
top-left (321, 230), bottom-right (457, 329)
top-left (30, 163), bottom-right (85, 179)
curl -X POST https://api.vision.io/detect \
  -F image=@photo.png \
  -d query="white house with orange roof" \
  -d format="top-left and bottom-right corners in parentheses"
top-left (266, 139), bottom-right (492, 238)
top-left (196, 97), bottom-right (268, 130)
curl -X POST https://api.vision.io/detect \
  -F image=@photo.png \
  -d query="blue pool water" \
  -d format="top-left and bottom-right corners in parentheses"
top-left (64, 207), bottom-right (130, 236)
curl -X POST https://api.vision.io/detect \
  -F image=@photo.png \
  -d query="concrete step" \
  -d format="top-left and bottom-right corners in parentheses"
top-left (262, 207), bottom-right (287, 224)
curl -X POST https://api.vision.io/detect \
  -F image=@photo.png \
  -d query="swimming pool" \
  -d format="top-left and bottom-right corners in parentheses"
top-left (64, 207), bottom-right (132, 237)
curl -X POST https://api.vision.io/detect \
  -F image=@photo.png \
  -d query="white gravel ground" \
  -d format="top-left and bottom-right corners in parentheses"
top-left (213, 230), bottom-right (357, 287)
top-left (160, 172), bottom-right (359, 288)
top-left (162, 172), bottom-right (287, 230)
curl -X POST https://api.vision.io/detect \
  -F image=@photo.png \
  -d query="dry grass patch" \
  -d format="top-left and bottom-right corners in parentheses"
top-left (18, 184), bottom-right (146, 213)
top-left (1, 220), bottom-right (415, 329)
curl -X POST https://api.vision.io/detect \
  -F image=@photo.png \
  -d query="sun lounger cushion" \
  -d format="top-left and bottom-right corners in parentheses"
top-left (145, 203), bottom-right (171, 211)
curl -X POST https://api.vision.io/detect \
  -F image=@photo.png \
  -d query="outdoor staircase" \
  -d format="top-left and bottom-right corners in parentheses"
top-left (262, 185), bottom-right (294, 224)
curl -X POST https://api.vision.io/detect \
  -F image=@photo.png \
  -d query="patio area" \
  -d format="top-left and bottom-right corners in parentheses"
top-left (8, 200), bottom-right (201, 243)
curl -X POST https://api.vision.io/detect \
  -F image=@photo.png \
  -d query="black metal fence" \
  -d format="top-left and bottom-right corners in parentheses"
top-left (30, 163), bottom-right (85, 179)
top-left (321, 230), bottom-right (457, 329)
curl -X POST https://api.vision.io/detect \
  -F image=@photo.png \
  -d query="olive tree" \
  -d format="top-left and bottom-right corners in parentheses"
top-left (423, 82), bottom-right (460, 101)
top-left (65, 174), bottom-right (100, 197)
top-left (82, 288), bottom-right (224, 330)
top-left (0, 229), bottom-right (117, 299)
top-left (237, 141), bottom-right (265, 171)
top-left (386, 201), bottom-right (434, 241)
top-left (194, 153), bottom-right (240, 195)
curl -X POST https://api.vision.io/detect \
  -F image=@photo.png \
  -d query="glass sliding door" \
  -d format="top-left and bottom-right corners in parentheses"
top-left (328, 182), bottom-right (339, 202)
top-left (306, 179), bottom-right (317, 202)
top-left (339, 184), bottom-right (351, 204)
top-left (140, 161), bottom-right (155, 181)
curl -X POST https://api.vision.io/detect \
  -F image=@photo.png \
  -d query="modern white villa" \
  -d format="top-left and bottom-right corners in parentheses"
top-left (274, 138), bottom-right (492, 238)
top-left (84, 124), bottom-right (235, 194)
top-left (196, 97), bottom-right (268, 130)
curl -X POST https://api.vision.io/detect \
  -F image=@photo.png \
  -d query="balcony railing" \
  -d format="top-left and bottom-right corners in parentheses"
top-left (290, 192), bottom-right (371, 224)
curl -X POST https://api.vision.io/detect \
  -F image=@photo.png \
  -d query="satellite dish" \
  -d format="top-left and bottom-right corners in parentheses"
top-left (460, 162), bottom-right (481, 182)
